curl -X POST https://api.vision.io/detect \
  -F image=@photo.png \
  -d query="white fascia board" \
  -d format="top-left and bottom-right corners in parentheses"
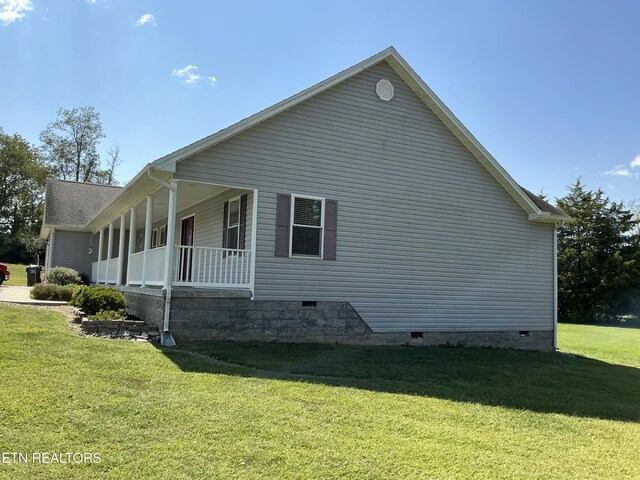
top-left (151, 46), bottom-right (543, 219)
top-left (384, 53), bottom-right (542, 217)
top-left (85, 164), bottom-right (171, 232)
top-left (528, 212), bottom-right (574, 224)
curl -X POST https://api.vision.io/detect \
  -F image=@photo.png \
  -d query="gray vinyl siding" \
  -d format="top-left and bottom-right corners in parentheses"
top-left (51, 230), bottom-right (99, 275)
top-left (173, 61), bottom-right (554, 332)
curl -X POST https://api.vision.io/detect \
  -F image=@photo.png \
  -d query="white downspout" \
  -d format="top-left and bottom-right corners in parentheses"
top-left (249, 189), bottom-right (258, 299)
top-left (147, 169), bottom-right (177, 347)
top-left (553, 223), bottom-right (558, 350)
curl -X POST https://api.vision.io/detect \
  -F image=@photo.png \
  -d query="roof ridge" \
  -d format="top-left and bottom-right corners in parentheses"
top-left (46, 177), bottom-right (123, 189)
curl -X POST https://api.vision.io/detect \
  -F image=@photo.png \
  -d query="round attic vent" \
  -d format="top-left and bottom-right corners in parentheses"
top-left (376, 79), bottom-right (394, 101)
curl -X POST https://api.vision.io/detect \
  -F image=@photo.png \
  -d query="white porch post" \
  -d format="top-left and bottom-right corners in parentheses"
top-left (96, 228), bottom-right (104, 283)
top-left (163, 181), bottom-right (178, 290)
top-left (141, 195), bottom-right (153, 288)
top-left (106, 222), bottom-right (114, 284)
top-left (117, 214), bottom-right (126, 286)
top-left (249, 189), bottom-right (258, 298)
top-left (127, 207), bottom-right (136, 285)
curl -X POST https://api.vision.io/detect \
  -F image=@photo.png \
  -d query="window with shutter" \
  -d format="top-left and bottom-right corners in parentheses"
top-left (290, 195), bottom-right (324, 257)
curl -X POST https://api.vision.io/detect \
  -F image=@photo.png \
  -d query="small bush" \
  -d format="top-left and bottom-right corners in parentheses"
top-left (87, 309), bottom-right (128, 321)
top-left (47, 266), bottom-right (82, 286)
top-left (71, 285), bottom-right (127, 315)
top-left (31, 284), bottom-right (76, 302)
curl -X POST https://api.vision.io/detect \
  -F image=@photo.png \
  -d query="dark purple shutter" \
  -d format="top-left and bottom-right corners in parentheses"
top-left (275, 194), bottom-right (291, 257)
top-left (239, 194), bottom-right (248, 250)
top-left (222, 201), bottom-right (229, 258)
top-left (323, 200), bottom-right (338, 260)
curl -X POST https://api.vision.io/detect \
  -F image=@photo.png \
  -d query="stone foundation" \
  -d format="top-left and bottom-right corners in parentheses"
top-left (80, 318), bottom-right (160, 341)
top-left (119, 287), bottom-right (554, 351)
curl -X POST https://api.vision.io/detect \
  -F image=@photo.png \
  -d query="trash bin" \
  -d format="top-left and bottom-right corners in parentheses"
top-left (26, 265), bottom-right (42, 287)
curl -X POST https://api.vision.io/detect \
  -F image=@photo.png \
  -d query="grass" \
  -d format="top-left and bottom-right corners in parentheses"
top-left (2, 263), bottom-right (29, 286)
top-left (559, 323), bottom-right (640, 368)
top-left (0, 307), bottom-right (639, 479)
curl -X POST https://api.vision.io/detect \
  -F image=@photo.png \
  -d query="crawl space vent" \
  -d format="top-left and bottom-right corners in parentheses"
top-left (376, 79), bottom-right (394, 101)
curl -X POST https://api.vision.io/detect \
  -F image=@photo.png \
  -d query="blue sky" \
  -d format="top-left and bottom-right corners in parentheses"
top-left (1, 0), bottom-right (639, 204)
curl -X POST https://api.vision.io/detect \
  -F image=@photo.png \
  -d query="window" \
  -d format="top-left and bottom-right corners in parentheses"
top-left (151, 228), bottom-right (158, 248)
top-left (137, 233), bottom-right (144, 249)
top-left (290, 195), bottom-right (324, 257)
top-left (226, 197), bottom-right (240, 249)
top-left (159, 225), bottom-right (167, 246)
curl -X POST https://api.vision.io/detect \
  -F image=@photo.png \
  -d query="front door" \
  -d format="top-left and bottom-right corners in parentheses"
top-left (180, 216), bottom-right (195, 282)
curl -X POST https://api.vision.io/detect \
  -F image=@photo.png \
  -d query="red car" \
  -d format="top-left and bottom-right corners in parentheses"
top-left (0, 263), bottom-right (10, 286)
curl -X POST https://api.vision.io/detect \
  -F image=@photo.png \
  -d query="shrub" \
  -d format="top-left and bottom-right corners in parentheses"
top-left (87, 309), bottom-right (128, 321)
top-left (47, 266), bottom-right (82, 286)
top-left (31, 284), bottom-right (76, 302)
top-left (70, 285), bottom-right (127, 315)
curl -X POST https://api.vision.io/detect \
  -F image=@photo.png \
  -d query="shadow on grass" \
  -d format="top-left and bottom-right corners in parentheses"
top-left (158, 341), bottom-right (640, 422)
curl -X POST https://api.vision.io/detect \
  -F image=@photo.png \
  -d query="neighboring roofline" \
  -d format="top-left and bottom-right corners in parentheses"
top-left (44, 177), bottom-right (124, 189)
top-left (40, 178), bottom-right (125, 239)
top-left (149, 46), bottom-right (554, 221)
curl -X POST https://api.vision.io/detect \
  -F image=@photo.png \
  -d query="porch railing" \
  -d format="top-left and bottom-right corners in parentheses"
top-left (126, 246), bottom-right (166, 286)
top-left (173, 245), bottom-right (252, 288)
top-left (91, 258), bottom-right (122, 284)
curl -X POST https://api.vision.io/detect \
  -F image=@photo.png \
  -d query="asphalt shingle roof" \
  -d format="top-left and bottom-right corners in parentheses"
top-left (43, 178), bottom-right (122, 227)
top-left (520, 187), bottom-right (567, 217)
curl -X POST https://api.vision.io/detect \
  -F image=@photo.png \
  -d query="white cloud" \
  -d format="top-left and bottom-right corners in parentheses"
top-left (135, 13), bottom-right (155, 27)
top-left (631, 154), bottom-right (640, 169)
top-left (85, 0), bottom-right (97, 4)
top-left (208, 76), bottom-right (217, 86)
top-left (603, 166), bottom-right (632, 177)
top-left (172, 65), bottom-right (202, 84)
top-left (0, 0), bottom-right (33, 25)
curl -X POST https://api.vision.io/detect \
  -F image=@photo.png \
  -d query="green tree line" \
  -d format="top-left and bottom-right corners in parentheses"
top-left (557, 180), bottom-right (640, 324)
top-left (0, 106), bottom-right (120, 263)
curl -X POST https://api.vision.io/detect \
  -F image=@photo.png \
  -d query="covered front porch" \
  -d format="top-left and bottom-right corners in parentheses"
top-left (89, 170), bottom-right (257, 293)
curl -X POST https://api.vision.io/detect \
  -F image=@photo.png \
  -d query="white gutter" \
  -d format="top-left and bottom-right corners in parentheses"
top-left (147, 169), bottom-right (177, 347)
top-left (553, 223), bottom-right (559, 350)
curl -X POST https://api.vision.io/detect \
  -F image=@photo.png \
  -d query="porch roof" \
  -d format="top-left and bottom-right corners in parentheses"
top-left (85, 167), bottom-right (231, 232)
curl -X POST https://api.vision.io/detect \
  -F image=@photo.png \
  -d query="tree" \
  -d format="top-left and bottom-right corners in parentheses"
top-left (39, 106), bottom-right (112, 183)
top-left (103, 144), bottom-right (122, 185)
top-left (0, 129), bottom-right (49, 263)
top-left (556, 180), bottom-right (640, 323)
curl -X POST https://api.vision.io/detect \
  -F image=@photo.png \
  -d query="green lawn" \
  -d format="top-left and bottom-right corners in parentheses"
top-left (2, 263), bottom-right (29, 286)
top-left (0, 306), bottom-right (638, 479)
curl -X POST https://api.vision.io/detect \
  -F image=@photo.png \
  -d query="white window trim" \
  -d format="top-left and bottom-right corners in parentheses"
top-left (289, 194), bottom-right (325, 259)
top-left (226, 195), bottom-right (241, 249)
top-left (151, 228), bottom-right (158, 248)
top-left (159, 225), bottom-right (167, 247)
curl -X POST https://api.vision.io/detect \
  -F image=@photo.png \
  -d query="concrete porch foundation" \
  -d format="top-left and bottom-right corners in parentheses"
top-left (119, 286), bottom-right (554, 351)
